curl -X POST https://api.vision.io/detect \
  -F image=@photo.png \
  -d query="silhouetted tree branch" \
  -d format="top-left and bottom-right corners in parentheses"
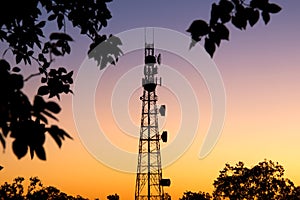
top-left (187, 0), bottom-right (282, 57)
top-left (0, 0), bottom-right (122, 160)
top-left (0, 0), bottom-right (281, 161)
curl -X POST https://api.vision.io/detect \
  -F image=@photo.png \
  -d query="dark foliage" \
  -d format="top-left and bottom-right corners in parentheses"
top-left (179, 160), bottom-right (300, 200)
top-left (0, 0), bottom-right (122, 160)
top-left (0, 176), bottom-right (88, 199)
top-left (0, 0), bottom-right (281, 160)
top-left (0, 59), bottom-right (72, 160)
top-left (213, 160), bottom-right (300, 199)
top-left (187, 0), bottom-right (282, 57)
top-left (107, 193), bottom-right (119, 200)
top-left (179, 191), bottom-right (212, 200)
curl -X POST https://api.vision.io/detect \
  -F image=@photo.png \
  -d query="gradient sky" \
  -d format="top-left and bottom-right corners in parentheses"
top-left (1, 0), bottom-right (300, 199)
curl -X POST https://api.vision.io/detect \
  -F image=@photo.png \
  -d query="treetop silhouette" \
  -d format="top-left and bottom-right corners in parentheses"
top-left (1, 160), bottom-right (299, 199)
top-left (179, 191), bottom-right (211, 200)
top-left (213, 159), bottom-right (300, 199)
top-left (179, 160), bottom-right (300, 200)
top-left (0, 176), bottom-right (89, 199)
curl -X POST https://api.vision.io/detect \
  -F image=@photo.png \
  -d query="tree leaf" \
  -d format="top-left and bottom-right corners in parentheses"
top-left (12, 140), bottom-right (28, 159)
top-left (48, 128), bottom-right (62, 148)
top-left (204, 37), bottom-right (216, 58)
top-left (58, 67), bottom-right (67, 74)
top-left (16, 54), bottom-right (22, 64)
top-left (63, 43), bottom-right (71, 54)
top-left (209, 32), bottom-right (221, 47)
top-left (35, 146), bottom-right (46, 160)
top-left (267, 3), bottom-right (282, 14)
top-left (38, 53), bottom-right (45, 62)
top-left (2, 124), bottom-right (9, 137)
top-left (45, 101), bottom-right (61, 114)
top-left (51, 47), bottom-right (63, 56)
top-left (30, 146), bottom-right (34, 159)
top-left (37, 113), bottom-right (48, 124)
top-left (57, 14), bottom-right (64, 30)
top-left (48, 14), bottom-right (56, 21)
top-left (248, 9), bottom-right (260, 27)
top-left (47, 125), bottom-right (73, 148)
top-left (38, 86), bottom-right (49, 96)
top-left (250, 0), bottom-right (268, 10)
top-left (41, 77), bottom-right (47, 83)
top-left (41, 110), bottom-right (58, 121)
top-left (66, 71), bottom-right (73, 80)
top-left (34, 95), bottom-right (46, 111)
top-left (219, 0), bottom-right (234, 13)
top-left (186, 20), bottom-right (209, 37)
top-left (232, 14), bottom-right (247, 30)
top-left (0, 132), bottom-right (5, 149)
top-left (220, 13), bottom-right (231, 24)
top-left (49, 32), bottom-right (73, 41)
top-left (210, 3), bottom-right (220, 25)
top-left (262, 11), bottom-right (270, 24)
top-left (219, 0), bottom-right (234, 23)
top-left (59, 128), bottom-right (72, 140)
top-left (52, 125), bottom-right (72, 139)
top-left (215, 23), bottom-right (230, 40)
top-left (36, 21), bottom-right (46, 28)
top-left (108, 35), bottom-right (122, 45)
top-left (12, 66), bottom-right (21, 72)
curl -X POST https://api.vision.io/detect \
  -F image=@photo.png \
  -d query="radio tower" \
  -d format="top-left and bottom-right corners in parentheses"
top-left (135, 31), bottom-right (171, 200)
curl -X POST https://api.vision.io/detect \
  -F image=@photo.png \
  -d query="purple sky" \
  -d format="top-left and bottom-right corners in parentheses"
top-left (2, 1), bottom-right (300, 199)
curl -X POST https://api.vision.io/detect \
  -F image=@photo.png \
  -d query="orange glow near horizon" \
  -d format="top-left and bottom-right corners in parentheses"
top-left (2, 1), bottom-right (300, 200)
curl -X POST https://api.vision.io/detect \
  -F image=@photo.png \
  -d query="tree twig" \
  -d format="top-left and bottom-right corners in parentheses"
top-left (24, 72), bottom-right (42, 82)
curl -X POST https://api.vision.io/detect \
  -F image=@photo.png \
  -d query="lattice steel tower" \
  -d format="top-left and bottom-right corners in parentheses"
top-left (135, 38), bottom-right (170, 200)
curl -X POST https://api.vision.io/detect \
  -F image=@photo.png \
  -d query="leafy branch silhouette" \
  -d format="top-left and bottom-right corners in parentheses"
top-left (186, 0), bottom-right (282, 57)
top-left (0, 0), bottom-right (122, 160)
top-left (0, 0), bottom-right (281, 160)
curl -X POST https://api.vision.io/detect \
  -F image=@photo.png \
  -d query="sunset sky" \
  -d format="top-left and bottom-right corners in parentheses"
top-left (1, 0), bottom-right (300, 199)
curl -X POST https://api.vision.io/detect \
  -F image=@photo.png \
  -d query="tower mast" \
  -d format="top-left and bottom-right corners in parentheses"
top-left (135, 31), bottom-right (170, 200)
